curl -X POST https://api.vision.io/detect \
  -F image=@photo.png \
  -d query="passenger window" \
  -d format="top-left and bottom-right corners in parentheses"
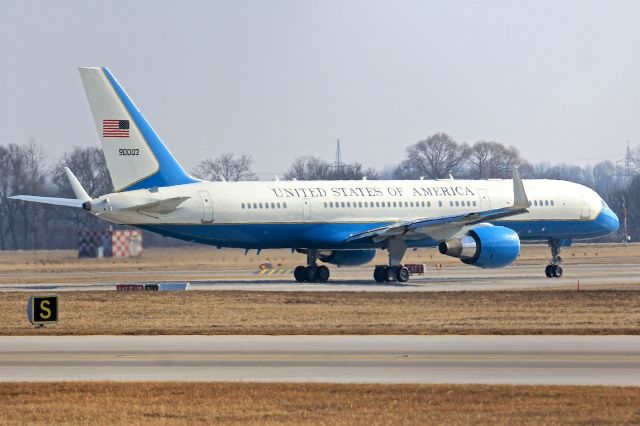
top-left (259, 203), bottom-right (263, 209)
top-left (550, 200), bottom-right (554, 206)
top-left (438, 201), bottom-right (442, 207)
top-left (376, 202), bottom-right (380, 207)
top-left (534, 201), bottom-right (538, 206)
top-left (467, 201), bottom-right (471, 207)
top-left (283, 202), bottom-right (287, 208)
top-left (347, 202), bottom-right (351, 207)
top-left (393, 202), bottom-right (397, 207)
top-left (472, 201), bottom-right (476, 207)
top-left (427, 201), bottom-right (431, 207)
top-left (450, 201), bottom-right (453, 207)
top-left (323, 202), bottom-right (327, 208)
top-left (277, 202), bottom-right (281, 208)
top-left (253, 203), bottom-right (257, 209)
top-left (247, 203), bottom-right (251, 209)
top-left (265, 203), bottom-right (269, 209)
top-left (545, 200), bottom-right (549, 206)
top-left (455, 201), bottom-right (459, 207)
top-left (329, 202), bottom-right (333, 208)
top-left (241, 203), bottom-right (245, 209)
top-left (271, 203), bottom-right (275, 209)
top-left (341, 202), bottom-right (346, 208)
top-left (364, 202), bottom-right (368, 207)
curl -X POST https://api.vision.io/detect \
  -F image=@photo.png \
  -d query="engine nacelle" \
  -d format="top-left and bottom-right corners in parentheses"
top-left (319, 249), bottom-right (377, 267)
top-left (438, 225), bottom-right (520, 269)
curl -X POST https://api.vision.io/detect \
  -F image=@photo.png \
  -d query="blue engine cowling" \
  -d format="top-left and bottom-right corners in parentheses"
top-left (319, 249), bottom-right (377, 267)
top-left (438, 225), bottom-right (520, 269)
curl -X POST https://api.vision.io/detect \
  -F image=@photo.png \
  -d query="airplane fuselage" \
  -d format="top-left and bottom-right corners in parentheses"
top-left (94, 178), bottom-right (618, 249)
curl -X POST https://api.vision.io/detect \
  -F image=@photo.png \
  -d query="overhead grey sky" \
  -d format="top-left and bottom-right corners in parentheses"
top-left (1, 0), bottom-right (639, 178)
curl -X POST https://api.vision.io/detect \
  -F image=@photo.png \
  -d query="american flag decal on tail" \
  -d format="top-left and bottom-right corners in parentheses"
top-left (102, 119), bottom-right (130, 138)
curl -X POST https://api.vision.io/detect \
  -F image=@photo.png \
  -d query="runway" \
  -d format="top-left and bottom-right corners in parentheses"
top-left (1, 263), bottom-right (639, 292)
top-left (1, 335), bottom-right (639, 385)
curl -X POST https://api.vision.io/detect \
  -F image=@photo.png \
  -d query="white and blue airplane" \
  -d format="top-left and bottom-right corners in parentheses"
top-left (10, 67), bottom-right (619, 283)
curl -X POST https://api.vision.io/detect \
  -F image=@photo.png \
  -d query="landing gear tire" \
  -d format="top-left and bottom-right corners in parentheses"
top-left (294, 266), bottom-right (307, 282)
top-left (384, 267), bottom-right (397, 282)
top-left (396, 267), bottom-right (410, 283)
top-left (552, 265), bottom-right (563, 278)
top-left (545, 264), bottom-right (563, 278)
top-left (317, 265), bottom-right (330, 282)
top-left (305, 265), bottom-right (319, 282)
top-left (373, 266), bottom-right (385, 283)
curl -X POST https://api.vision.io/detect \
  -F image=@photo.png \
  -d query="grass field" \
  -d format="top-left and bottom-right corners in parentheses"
top-left (1, 290), bottom-right (638, 335)
top-left (1, 382), bottom-right (638, 425)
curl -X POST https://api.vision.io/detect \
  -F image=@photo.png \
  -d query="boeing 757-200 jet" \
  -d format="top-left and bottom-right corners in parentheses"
top-left (10, 68), bottom-right (619, 283)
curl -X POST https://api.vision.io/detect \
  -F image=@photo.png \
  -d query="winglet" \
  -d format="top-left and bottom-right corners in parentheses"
top-left (512, 166), bottom-right (529, 209)
top-left (64, 167), bottom-right (91, 202)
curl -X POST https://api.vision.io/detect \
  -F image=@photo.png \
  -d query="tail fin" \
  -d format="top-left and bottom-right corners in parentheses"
top-left (78, 67), bottom-right (197, 192)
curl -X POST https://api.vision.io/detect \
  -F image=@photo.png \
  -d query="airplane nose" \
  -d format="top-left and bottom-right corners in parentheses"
top-left (597, 207), bottom-right (619, 235)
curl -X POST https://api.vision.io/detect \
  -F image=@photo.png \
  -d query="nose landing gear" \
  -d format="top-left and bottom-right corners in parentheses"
top-left (545, 239), bottom-right (563, 278)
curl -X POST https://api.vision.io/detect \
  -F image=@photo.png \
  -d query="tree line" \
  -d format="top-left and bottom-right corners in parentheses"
top-left (1, 133), bottom-right (639, 250)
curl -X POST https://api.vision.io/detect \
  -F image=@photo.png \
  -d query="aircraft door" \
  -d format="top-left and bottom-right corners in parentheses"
top-left (302, 198), bottom-right (311, 220)
top-left (478, 189), bottom-right (490, 210)
top-left (580, 196), bottom-right (591, 219)
top-left (198, 190), bottom-right (214, 223)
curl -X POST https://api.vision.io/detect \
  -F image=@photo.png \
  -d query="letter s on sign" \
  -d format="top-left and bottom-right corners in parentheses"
top-left (40, 300), bottom-right (51, 319)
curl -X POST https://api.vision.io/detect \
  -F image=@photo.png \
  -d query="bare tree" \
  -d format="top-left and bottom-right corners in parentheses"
top-left (283, 156), bottom-right (377, 180)
top-left (0, 141), bottom-right (49, 249)
top-left (394, 133), bottom-right (470, 179)
top-left (192, 153), bottom-right (256, 181)
top-left (467, 141), bottom-right (528, 179)
top-left (284, 157), bottom-right (331, 180)
top-left (52, 146), bottom-right (113, 197)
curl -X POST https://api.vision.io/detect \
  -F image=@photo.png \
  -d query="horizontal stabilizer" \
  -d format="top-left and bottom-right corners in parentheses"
top-left (8, 195), bottom-right (84, 208)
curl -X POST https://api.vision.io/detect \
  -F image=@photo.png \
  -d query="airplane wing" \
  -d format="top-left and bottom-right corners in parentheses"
top-left (346, 167), bottom-right (529, 243)
top-left (8, 195), bottom-right (85, 208)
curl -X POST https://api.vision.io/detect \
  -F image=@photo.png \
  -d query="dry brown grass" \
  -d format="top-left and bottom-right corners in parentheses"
top-left (0, 382), bottom-right (638, 425)
top-left (1, 290), bottom-right (638, 335)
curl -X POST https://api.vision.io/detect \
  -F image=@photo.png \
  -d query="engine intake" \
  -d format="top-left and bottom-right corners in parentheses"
top-left (439, 225), bottom-right (520, 269)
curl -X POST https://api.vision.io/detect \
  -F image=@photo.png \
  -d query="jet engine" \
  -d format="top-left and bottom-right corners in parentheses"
top-left (438, 225), bottom-right (520, 268)
top-left (319, 249), bottom-right (377, 267)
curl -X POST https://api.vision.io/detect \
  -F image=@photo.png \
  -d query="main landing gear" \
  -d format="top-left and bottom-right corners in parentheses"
top-left (294, 249), bottom-right (330, 283)
top-left (373, 265), bottom-right (410, 283)
top-left (545, 239), bottom-right (563, 278)
top-left (373, 237), bottom-right (410, 283)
